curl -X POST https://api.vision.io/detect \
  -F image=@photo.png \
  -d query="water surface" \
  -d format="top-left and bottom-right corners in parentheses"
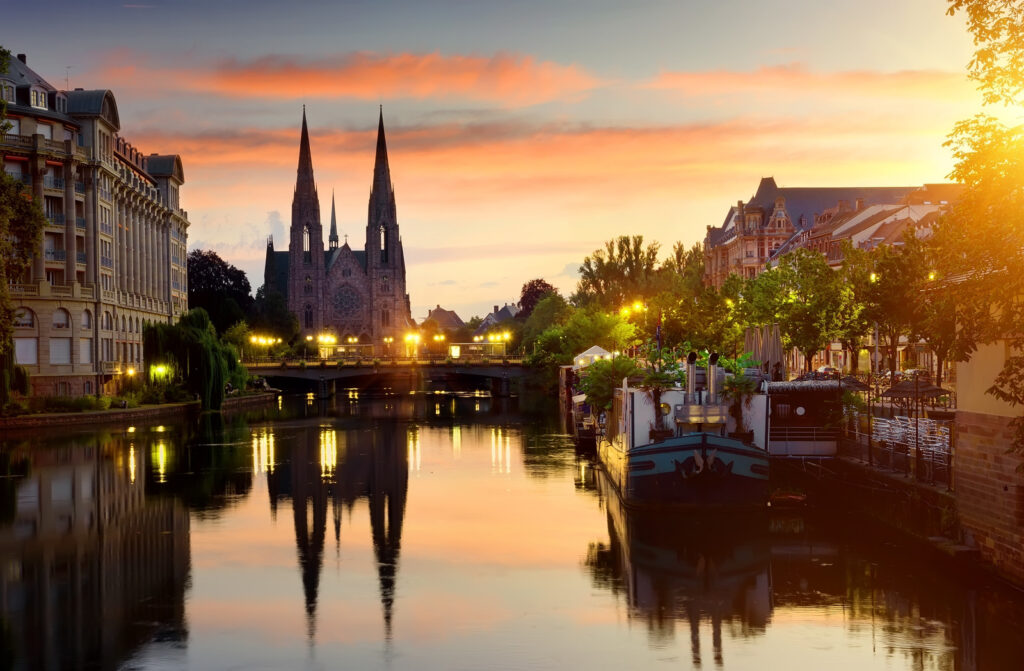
top-left (1, 393), bottom-right (1022, 670)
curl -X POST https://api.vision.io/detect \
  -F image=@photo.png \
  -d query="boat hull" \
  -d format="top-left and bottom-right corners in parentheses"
top-left (599, 432), bottom-right (769, 509)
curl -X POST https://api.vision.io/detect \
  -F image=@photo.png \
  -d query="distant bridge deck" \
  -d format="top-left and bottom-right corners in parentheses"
top-left (244, 356), bottom-right (529, 381)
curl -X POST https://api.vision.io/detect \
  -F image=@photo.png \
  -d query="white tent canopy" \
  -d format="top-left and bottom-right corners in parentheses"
top-left (573, 345), bottom-right (612, 370)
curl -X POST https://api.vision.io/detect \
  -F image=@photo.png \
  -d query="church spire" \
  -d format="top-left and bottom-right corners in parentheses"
top-left (296, 106), bottom-right (316, 198)
top-left (371, 105), bottom-right (392, 202)
top-left (329, 190), bottom-right (339, 249)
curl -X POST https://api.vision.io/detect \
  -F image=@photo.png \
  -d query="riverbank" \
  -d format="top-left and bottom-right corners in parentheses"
top-left (0, 392), bottom-right (278, 432)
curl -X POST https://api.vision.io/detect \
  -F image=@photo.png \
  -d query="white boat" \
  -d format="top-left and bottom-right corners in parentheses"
top-left (597, 364), bottom-right (770, 509)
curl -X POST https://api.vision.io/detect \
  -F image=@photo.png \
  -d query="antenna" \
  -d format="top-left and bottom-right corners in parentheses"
top-left (65, 66), bottom-right (72, 90)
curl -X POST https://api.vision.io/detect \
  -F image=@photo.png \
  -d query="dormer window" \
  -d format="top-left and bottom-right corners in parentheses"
top-left (30, 89), bottom-right (47, 109)
top-left (0, 82), bottom-right (13, 103)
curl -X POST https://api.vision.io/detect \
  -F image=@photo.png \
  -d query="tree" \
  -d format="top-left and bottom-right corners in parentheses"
top-left (863, 237), bottom-right (927, 378)
top-left (187, 249), bottom-right (253, 334)
top-left (574, 235), bottom-right (661, 309)
top-left (518, 279), bottom-right (558, 320)
top-left (578, 356), bottom-right (639, 411)
top-left (833, 243), bottom-right (874, 374)
top-left (521, 293), bottom-right (571, 352)
top-left (946, 0), bottom-right (1024, 452)
top-left (0, 46), bottom-right (46, 408)
top-left (248, 284), bottom-right (299, 342)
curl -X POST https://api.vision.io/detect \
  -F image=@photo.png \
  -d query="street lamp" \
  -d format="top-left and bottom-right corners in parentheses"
top-left (383, 336), bottom-right (394, 358)
top-left (305, 334), bottom-right (313, 360)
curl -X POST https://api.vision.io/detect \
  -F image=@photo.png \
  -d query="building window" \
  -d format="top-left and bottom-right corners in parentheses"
top-left (14, 308), bottom-right (34, 328)
top-left (381, 275), bottom-right (390, 293)
top-left (80, 339), bottom-right (93, 364)
top-left (53, 308), bottom-right (70, 330)
top-left (379, 226), bottom-right (388, 263)
top-left (82, 310), bottom-right (92, 329)
top-left (304, 275), bottom-right (313, 294)
top-left (381, 309), bottom-right (390, 328)
top-left (14, 338), bottom-right (37, 365)
top-left (304, 304), bottom-right (313, 329)
top-left (84, 380), bottom-right (92, 395)
top-left (49, 338), bottom-right (72, 364)
top-left (303, 225), bottom-right (311, 263)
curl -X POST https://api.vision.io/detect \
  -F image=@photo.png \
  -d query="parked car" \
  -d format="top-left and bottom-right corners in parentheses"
top-left (902, 368), bottom-right (932, 383)
top-left (816, 366), bottom-right (840, 379)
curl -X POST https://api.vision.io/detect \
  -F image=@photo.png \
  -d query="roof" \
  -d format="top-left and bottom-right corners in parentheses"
top-left (573, 346), bottom-right (611, 370)
top-left (65, 89), bottom-right (120, 131)
top-left (425, 305), bottom-right (465, 331)
top-left (145, 154), bottom-right (184, 183)
top-left (1, 54), bottom-right (79, 127)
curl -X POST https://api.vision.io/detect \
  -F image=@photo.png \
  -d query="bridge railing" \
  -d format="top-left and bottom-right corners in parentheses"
top-left (244, 355), bottom-right (526, 367)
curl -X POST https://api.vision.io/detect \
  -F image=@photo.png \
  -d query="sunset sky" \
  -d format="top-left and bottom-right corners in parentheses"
top-left (8, 0), bottom-right (979, 320)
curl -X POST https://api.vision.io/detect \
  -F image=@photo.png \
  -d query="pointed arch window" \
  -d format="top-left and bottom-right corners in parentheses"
top-left (303, 225), bottom-right (312, 264)
top-left (304, 275), bottom-right (313, 295)
top-left (381, 275), bottom-right (390, 293)
top-left (379, 225), bottom-right (388, 263)
top-left (304, 304), bottom-right (313, 329)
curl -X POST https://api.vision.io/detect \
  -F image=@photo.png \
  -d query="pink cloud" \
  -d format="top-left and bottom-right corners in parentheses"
top-left (92, 51), bottom-right (603, 107)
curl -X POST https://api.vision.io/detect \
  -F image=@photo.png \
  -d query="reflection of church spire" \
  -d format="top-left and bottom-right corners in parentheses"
top-left (369, 430), bottom-right (408, 641)
top-left (329, 190), bottom-right (339, 250)
top-left (291, 431), bottom-right (328, 643)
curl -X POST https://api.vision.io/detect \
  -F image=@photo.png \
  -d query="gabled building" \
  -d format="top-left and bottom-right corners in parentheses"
top-left (474, 303), bottom-right (520, 336)
top-left (424, 305), bottom-right (465, 332)
top-left (703, 177), bottom-right (917, 287)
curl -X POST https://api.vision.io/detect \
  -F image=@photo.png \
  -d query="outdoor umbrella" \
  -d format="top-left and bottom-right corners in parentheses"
top-left (880, 379), bottom-right (951, 400)
top-left (840, 375), bottom-right (869, 392)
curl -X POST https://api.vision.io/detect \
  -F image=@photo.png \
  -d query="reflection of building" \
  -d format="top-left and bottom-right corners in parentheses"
top-left (587, 471), bottom-right (771, 662)
top-left (266, 420), bottom-right (408, 641)
top-left (2, 53), bottom-right (190, 396)
top-left (0, 435), bottom-right (190, 668)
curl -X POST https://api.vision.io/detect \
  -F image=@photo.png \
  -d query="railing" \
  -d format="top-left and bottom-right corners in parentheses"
top-left (768, 426), bottom-right (840, 442)
top-left (102, 361), bottom-right (121, 375)
top-left (98, 188), bottom-right (111, 202)
top-left (75, 217), bottom-right (86, 230)
top-left (43, 176), bottom-right (65, 190)
top-left (1, 133), bottom-right (33, 149)
top-left (9, 284), bottom-right (39, 296)
top-left (45, 249), bottom-right (66, 262)
top-left (76, 252), bottom-right (87, 264)
top-left (80, 284), bottom-right (95, 299)
top-left (101, 289), bottom-right (116, 302)
top-left (100, 222), bottom-right (113, 235)
top-left (100, 256), bottom-right (113, 268)
top-left (50, 284), bottom-right (72, 297)
top-left (43, 139), bottom-right (67, 154)
top-left (47, 213), bottom-right (65, 226)
top-left (75, 181), bottom-right (85, 194)
top-left (245, 355), bottom-right (526, 368)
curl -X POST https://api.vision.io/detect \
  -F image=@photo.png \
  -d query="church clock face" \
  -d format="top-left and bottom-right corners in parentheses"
top-left (333, 285), bottom-right (362, 317)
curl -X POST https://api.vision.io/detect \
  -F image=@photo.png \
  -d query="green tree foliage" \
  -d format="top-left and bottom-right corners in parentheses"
top-left (575, 235), bottom-right (661, 308)
top-left (946, 0), bottom-right (1024, 454)
top-left (863, 237), bottom-right (927, 377)
top-left (518, 278), bottom-right (557, 320)
top-left (248, 284), bottom-right (299, 343)
top-left (187, 249), bottom-right (253, 334)
top-left (521, 293), bottom-right (571, 352)
top-left (578, 356), bottom-right (639, 411)
top-left (833, 243), bottom-right (875, 374)
top-left (143, 309), bottom-right (247, 411)
top-left (0, 46), bottom-right (46, 408)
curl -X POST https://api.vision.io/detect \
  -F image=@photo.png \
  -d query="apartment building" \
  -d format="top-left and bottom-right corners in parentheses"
top-left (1, 53), bottom-right (189, 396)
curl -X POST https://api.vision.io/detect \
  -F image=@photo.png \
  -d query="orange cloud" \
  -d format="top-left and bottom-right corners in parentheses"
top-left (645, 63), bottom-right (975, 102)
top-left (93, 51), bottom-right (603, 106)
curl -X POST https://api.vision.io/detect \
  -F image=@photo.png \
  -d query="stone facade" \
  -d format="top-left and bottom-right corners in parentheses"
top-left (265, 109), bottom-right (413, 350)
top-left (2, 53), bottom-right (189, 397)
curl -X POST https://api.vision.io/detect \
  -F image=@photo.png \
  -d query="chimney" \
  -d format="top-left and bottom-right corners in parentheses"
top-left (16, 54), bottom-right (26, 64)
top-left (855, 198), bottom-right (865, 211)
top-left (493, 305), bottom-right (499, 314)
top-left (837, 199), bottom-right (849, 213)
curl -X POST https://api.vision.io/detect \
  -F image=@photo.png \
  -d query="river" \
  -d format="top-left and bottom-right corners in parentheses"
top-left (1, 391), bottom-right (1022, 670)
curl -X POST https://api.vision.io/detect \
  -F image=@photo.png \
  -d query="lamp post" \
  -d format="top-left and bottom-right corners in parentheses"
top-left (305, 334), bottom-right (313, 360)
top-left (383, 336), bottom-right (394, 359)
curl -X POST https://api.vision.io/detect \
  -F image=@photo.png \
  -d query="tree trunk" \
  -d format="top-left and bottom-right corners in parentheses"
top-left (936, 354), bottom-right (945, 387)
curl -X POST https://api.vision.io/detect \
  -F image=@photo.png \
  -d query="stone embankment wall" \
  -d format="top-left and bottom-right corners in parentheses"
top-left (954, 410), bottom-right (1024, 586)
top-left (0, 393), bottom-right (277, 432)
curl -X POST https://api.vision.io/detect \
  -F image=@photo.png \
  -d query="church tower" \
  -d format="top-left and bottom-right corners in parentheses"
top-left (328, 191), bottom-right (339, 250)
top-left (365, 108), bottom-right (412, 339)
top-left (288, 108), bottom-right (326, 333)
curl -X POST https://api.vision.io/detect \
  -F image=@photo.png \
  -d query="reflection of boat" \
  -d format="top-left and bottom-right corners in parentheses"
top-left (598, 371), bottom-right (769, 508)
top-left (588, 467), bottom-right (772, 658)
top-left (570, 393), bottom-right (596, 450)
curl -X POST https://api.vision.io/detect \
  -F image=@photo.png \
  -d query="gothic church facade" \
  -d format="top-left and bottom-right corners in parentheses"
top-left (264, 109), bottom-right (413, 348)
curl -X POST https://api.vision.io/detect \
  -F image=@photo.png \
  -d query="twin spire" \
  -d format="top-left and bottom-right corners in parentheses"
top-left (296, 105), bottom-right (393, 245)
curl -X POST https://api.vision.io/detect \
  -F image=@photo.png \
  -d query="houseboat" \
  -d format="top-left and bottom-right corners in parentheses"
top-left (596, 359), bottom-right (770, 509)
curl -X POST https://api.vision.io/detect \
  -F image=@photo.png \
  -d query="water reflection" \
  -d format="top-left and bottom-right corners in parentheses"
top-left (264, 419), bottom-right (408, 643)
top-left (585, 466), bottom-right (1024, 670)
top-left (0, 433), bottom-right (189, 670)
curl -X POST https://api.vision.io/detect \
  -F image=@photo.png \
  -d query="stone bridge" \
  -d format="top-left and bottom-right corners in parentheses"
top-left (244, 357), bottom-right (530, 396)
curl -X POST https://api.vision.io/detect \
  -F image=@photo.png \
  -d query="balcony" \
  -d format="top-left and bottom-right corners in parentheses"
top-left (45, 249), bottom-right (67, 262)
top-left (46, 213), bottom-right (65, 227)
top-left (75, 217), bottom-right (86, 230)
top-left (43, 176), bottom-right (65, 190)
top-left (74, 181), bottom-right (85, 194)
top-left (76, 252), bottom-right (87, 264)
top-left (100, 256), bottom-right (113, 268)
top-left (100, 222), bottom-right (113, 236)
top-left (6, 173), bottom-right (31, 186)
top-left (0, 133), bottom-right (33, 150)
top-left (98, 188), bottom-right (111, 202)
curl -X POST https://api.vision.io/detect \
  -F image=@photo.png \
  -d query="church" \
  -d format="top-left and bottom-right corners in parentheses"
top-left (264, 109), bottom-right (414, 350)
